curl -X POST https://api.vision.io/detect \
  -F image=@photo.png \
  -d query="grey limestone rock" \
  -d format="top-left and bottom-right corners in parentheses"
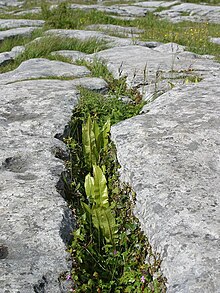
top-left (51, 50), bottom-right (88, 63)
top-left (88, 45), bottom-right (219, 90)
top-left (154, 42), bottom-right (185, 54)
top-left (0, 19), bottom-right (44, 29)
top-left (68, 3), bottom-right (153, 16)
top-left (0, 52), bottom-right (11, 66)
top-left (0, 27), bottom-right (38, 42)
top-left (135, 1), bottom-right (180, 8)
top-left (0, 45), bottom-right (25, 66)
top-left (45, 29), bottom-right (145, 47)
top-left (0, 46), bottom-right (25, 66)
top-left (0, 58), bottom-right (91, 84)
top-left (45, 29), bottom-right (106, 41)
top-left (0, 77), bottom-right (107, 293)
top-left (0, 0), bottom-right (24, 7)
top-left (13, 8), bottom-right (42, 16)
top-left (210, 37), bottom-right (220, 45)
top-left (0, 80), bottom-right (77, 293)
top-left (85, 24), bottom-right (144, 37)
top-left (111, 75), bottom-right (220, 293)
top-left (156, 3), bottom-right (220, 23)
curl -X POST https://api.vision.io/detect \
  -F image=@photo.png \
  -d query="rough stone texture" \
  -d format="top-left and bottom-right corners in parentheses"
top-left (0, 52), bottom-right (11, 66)
top-left (51, 50), bottom-right (88, 62)
top-left (0, 58), bottom-right (91, 84)
top-left (210, 37), bottom-right (220, 45)
top-left (0, 0), bottom-right (220, 292)
top-left (13, 8), bottom-right (42, 16)
top-left (111, 74), bottom-right (220, 293)
top-left (68, 3), bottom-right (153, 16)
top-left (88, 45), bottom-right (219, 92)
top-left (0, 77), bottom-right (107, 293)
top-left (0, 45), bottom-right (25, 66)
top-left (135, 1), bottom-right (180, 8)
top-left (45, 29), bottom-right (145, 47)
top-left (86, 24), bottom-right (144, 38)
top-left (0, 80), bottom-right (77, 293)
top-left (156, 3), bottom-right (220, 24)
top-left (0, 19), bottom-right (44, 29)
top-left (0, 0), bottom-right (24, 7)
top-left (0, 27), bottom-right (38, 42)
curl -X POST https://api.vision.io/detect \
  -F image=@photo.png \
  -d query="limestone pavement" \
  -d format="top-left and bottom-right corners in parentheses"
top-left (0, 0), bottom-right (219, 292)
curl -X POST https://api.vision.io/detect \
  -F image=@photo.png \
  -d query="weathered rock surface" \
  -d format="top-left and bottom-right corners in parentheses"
top-left (210, 37), bottom-right (220, 45)
top-left (0, 77), bottom-right (107, 293)
top-left (0, 0), bottom-right (220, 292)
top-left (0, 0), bottom-right (23, 8)
top-left (68, 3), bottom-right (153, 16)
top-left (156, 3), bottom-right (220, 23)
top-left (0, 27), bottom-right (38, 42)
top-left (51, 50), bottom-right (88, 62)
top-left (0, 58), bottom-right (91, 84)
top-left (135, 1), bottom-right (180, 8)
top-left (111, 74), bottom-right (220, 293)
top-left (0, 45), bottom-right (25, 66)
top-left (0, 19), bottom-right (44, 29)
top-left (45, 29), bottom-right (145, 47)
top-left (86, 24), bottom-right (144, 38)
top-left (87, 44), bottom-right (219, 94)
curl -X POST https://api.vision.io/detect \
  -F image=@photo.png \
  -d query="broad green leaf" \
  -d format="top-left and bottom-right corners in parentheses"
top-left (93, 165), bottom-right (108, 208)
top-left (81, 202), bottom-right (91, 215)
top-left (92, 206), bottom-right (118, 245)
top-left (100, 119), bottom-right (110, 151)
top-left (93, 120), bottom-right (101, 153)
top-left (82, 115), bottom-right (98, 169)
top-left (85, 173), bottom-right (94, 202)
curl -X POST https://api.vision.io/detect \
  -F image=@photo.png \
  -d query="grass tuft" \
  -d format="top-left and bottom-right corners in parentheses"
top-left (135, 13), bottom-right (220, 60)
top-left (0, 35), bottom-right (108, 73)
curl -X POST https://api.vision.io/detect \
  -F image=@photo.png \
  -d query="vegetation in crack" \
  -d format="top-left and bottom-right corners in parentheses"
top-left (60, 64), bottom-right (166, 291)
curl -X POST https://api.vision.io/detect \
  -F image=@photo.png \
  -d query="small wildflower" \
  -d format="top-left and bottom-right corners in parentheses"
top-left (66, 274), bottom-right (71, 281)
top-left (141, 275), bottom-right (145, 283)
top-left (113, 250), bottom-right (117, 255)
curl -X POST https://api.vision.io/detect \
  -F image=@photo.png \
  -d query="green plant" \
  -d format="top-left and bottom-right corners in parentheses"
top-left (42, 2), bottom-right (132, 30)
top-left (0, 36), bottom-right (108, 74)
top-left (84, 165), bottom-right (118, 246)
top-left (62, 87), bottom-right (166, 292)
top-left (82, 115), bottom-right (110, 169)
top-left (135, 13), bottom-right (220, 60)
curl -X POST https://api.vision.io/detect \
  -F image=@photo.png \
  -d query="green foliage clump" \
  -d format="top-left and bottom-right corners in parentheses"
top-left (135, 13), bottom-right (220, 60)
top-left (62, 84), bottom-right (166, 292)
top-left (0, 36), bottom-right (108, 74)
top-left (41, 2), bottom-right (132, 30)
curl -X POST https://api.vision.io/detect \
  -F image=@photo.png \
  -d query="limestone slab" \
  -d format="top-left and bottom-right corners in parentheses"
top-left (0, 80), bottom-right (77, 293)
top-left (51, 50), bottom-right (88, 62)
top-left (0, 58), bottom-right (91, 84)
top-left (157, 3), bottom-right (220, 23)
top-left (68, 3), bottom-right (153, 16)
top-left (135, 1), bottom-right (180, 8)
top-left (45, 29), bottom-right (144, 47)
top-left (0, 77), bottom-right (107, 292)
top-left (0, 19), bottom-right (44, 29)
top-left (111, 75), bottom-right (220, 293)
top-left (210, 37), bottom-right (220, 45)
top-left (0, 45), bottom-right (24, 66)
top-left (0, 27), bottom-right (38, 42)
top-left (88, 45), bottom-right (220, 90)
top-left (0, 0), bottom-right (24, 7)
top-left (86, 24), bottom-right (144, 35)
